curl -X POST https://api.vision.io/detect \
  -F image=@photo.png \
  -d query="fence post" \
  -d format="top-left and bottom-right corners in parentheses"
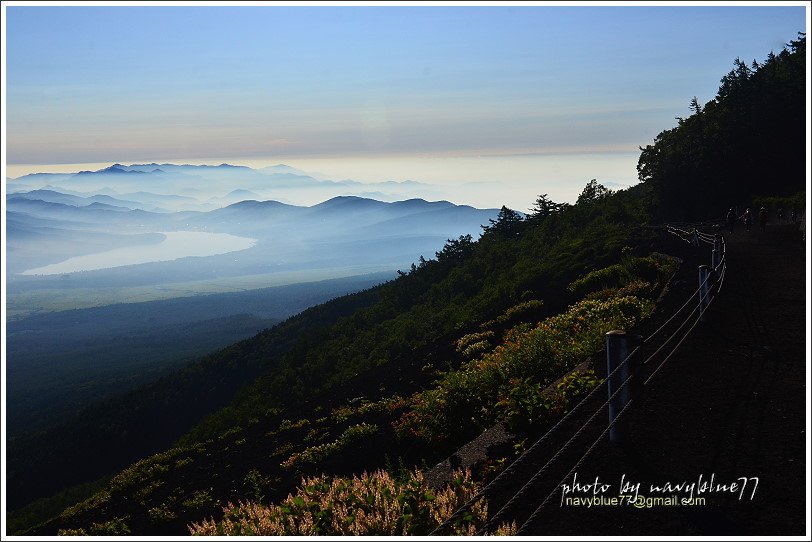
top-left (698, 265), bottom-right (710, 321)
top-left (713, 234), bottom-right (721, 253)
top-left (712, 248), bottom-right (721, 275)
top-left (606, 330), bottom-right (638, 443)
top-left (692, 229), bottom-right (700, 247)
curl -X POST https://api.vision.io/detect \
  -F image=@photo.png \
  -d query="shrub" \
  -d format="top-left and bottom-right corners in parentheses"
top-left (548, 370), bottom-right (603, 415)
top-left (189, 469), bottom-right (516, 536)
top-left (395, 295), bottom-right (652, 441)
top-left (567, 264), bottom-right (629, 294)
top-left (243, 470), bottom-right (272, 504)
top-left (175, 457), bottom-right (194, 469)
top-left (497, 299), bottom-right (544, 325)
top-left (183, 490), bottom-right (216, 512)
top-left (59, 490), bottom-right (111, 521)
top-left (134, 480), bottom-right (163, 502)
top-left (107, 444), bottom-right (204, 493)
top-left (479, 300), bottom-right (544, 330)
top-left (567, 254), bottom-right (676, 296)
top-left (217, 426), bottom-right (243, 441)
top-left (270, 443), bottom-right (295, 458)
top-left (60, 516), bottom-right (132, 535)
top-left (495, 377), bottom-right (552, 434)
top-left (461, 340), bottom-right (491, 360)
top-left (331, 406), bottom-right (355, 423)
top-left (455, 331), bottom-right (495, 353)
top-left (269, 418), bottom-right (311, 435)
top-left (331, 395), bottom-right (406, 424)
top-left (281, 423), bottom-right (378, 470)
top-left (303, 428), bottom-right (328, 443)
top-left (110, 460), bottom-right (169, 493)
top-left (584, 280), bottom-right (652, 302)
top-left (148, 503), bottom-right (177, 524)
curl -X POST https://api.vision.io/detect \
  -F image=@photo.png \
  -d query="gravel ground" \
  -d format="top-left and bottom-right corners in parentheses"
top-left (491, 223), bottom-right (807, 536)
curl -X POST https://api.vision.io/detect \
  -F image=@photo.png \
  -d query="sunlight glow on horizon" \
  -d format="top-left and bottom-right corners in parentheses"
top-left (4, 151), bottom-right (643, 212)
top-left (3, 3), bottom-right (807, 209)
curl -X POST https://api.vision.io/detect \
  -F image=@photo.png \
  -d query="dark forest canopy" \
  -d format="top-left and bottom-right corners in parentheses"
top-left (637, 32), bottom-right (806, 220)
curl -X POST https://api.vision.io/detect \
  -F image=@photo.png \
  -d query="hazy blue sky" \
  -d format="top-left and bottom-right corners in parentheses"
top-left (3, 4), bottom-right (807, 208)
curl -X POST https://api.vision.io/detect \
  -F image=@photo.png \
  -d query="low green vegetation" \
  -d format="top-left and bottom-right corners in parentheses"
top-left (5, 476), bottom-right (111, 536)
top-left (393, 294), bottom-right (655, 441)
top-left (179, 179), bottom-right (655, 446)
top-left (58, 516), bottom-right (132, 536)
top-left (44, 185), bottom-right (665, 536)
top-left (331, 395), bottom-right (406, 424)
top-left (281, 423), bottom-right (380, 471)
top-left (148, 503), bottom-right (177, 524)
top-left (19, 35), bottom-right (807, 536)
top-left (391, 251), bottom-right (676, 441)
top-left (182, 490), bottom-right (217, 512)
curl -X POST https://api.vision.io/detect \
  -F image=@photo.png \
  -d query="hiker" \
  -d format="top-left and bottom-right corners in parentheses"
top-left (758, 207), bottom-right (769, 232)
top-left (791, 208), bottom-right (797, 223)
top-left (777, 208), bottom-right (785, 223)
top-left (726, 208), bottom-right (736, 232)
top-left (741, 208), bottom-right (752, 231)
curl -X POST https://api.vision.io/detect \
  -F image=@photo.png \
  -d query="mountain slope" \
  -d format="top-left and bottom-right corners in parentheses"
top-left (6, 273), bottom-right (395, 511)
top-left (9, 34), bottom-right (806, 537)
top-left (17, 181), bottom-right (654, 535)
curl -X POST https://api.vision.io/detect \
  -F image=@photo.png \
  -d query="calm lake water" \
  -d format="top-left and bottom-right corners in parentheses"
top-left (22, 231), bottom-right (258, 276)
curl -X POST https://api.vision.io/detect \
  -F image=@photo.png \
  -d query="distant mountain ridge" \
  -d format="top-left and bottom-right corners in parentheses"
top-left (6, 162), bottom-right (457, 210)
top-left (6, 186), bottom-right (500, 276)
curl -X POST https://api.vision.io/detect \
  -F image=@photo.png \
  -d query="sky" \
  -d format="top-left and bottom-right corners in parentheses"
top-left (2, 2), bottom-right (808, 209)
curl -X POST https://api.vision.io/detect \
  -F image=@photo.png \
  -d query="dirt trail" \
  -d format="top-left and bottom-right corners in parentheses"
top-left (514, 223), bottom-right (807, 536)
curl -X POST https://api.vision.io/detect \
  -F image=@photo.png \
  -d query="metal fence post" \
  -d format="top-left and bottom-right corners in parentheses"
top-left (698, 265), bottom-right (710, 321)
top-left (606, 330), bottom-right (638, 443)
top-left (711, 250), bottom-right (722, 273)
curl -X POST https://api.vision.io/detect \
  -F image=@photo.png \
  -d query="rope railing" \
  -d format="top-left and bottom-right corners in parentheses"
top-left (641, 303), bottom-right (701, 368)
top-left (645, 264), bottom-right (726, 386)
top-left (430, 345), bottom-right (640, 534)
top-left (516, 398), bottom-right (637, 535)
top-left (478, 346), bottom-right (643, 533)
top-left (514, 246), bottom-right (728, 533)
top-left (435, 223), bottom-right (729, 534)
top-left (667, 226), bottom-right (712, 247)
top-left (643, 261), bottom-right (715, 344)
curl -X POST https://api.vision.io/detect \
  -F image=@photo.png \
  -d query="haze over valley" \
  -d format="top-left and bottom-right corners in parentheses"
top-left (4, 4), bottom-right (806, 537)
top-left (5, 161), bottom-right (500, 444)
top-left (7, 162), bottom-right (499, 304)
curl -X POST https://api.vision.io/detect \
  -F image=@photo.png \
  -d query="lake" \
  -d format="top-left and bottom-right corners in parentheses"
top-left (21, 231), bottom-right (258, 276)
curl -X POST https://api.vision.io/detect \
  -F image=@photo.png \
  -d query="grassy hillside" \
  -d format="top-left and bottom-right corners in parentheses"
top-left (8, 34), bottom-right (806, 536)
top-left (19, 179), bottom-right (663, 535)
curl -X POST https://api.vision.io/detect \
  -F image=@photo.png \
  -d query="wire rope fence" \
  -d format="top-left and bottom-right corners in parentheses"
top-left (431, 222), bottom-right (729, 535)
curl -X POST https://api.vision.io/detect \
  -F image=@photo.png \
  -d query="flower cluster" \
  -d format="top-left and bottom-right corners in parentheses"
top-left (189, 469), bottom-right (515, 536)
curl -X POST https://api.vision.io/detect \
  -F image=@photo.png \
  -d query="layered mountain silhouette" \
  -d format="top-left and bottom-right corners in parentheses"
top-left (6, 170), bottom-right (500, 280)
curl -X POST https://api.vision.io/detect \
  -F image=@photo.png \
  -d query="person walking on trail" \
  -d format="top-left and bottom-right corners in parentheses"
top-left (778, 208), bottom-right (785, 223)
top-left (758, 207), bottom-right (769, 232)
top-left (726, 208), bottom-right (736, 232)
top-left (741, 208), bottom-right (752, 231)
